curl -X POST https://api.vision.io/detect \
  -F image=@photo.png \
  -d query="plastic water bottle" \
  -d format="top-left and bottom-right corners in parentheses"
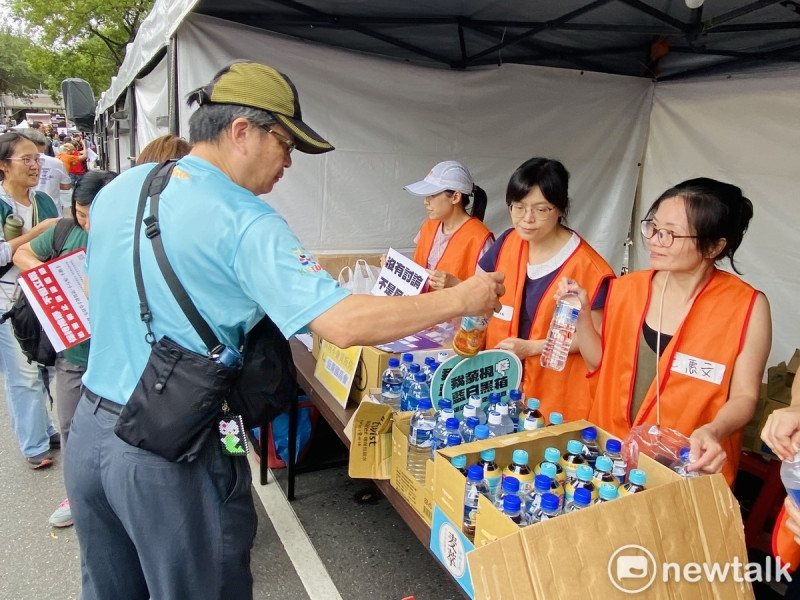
top-left (528, 492), bottom-right (561, 524)
top-left (463, 464), bottom-right (490, 542)
top-left (537, 461), bottom-right (565, 506)
top-left (507, 389), bottom-right (524, 427)
top-left (518, 398), bottom-right (544, 432)
top-left (540, 292), bottom-right (580, 371)
top-left (485, 392), bottom-right (502, 419)
top-left (406, 397), bottom-right (435, 484)
top-left (580, 427), bottom-right (600, 468)
top-left (549, 412), bottom-right (564, 426)
top-left (560, 440), bottom-right (586, 484)
top-left (445, 432), bottom-right (462, 450)
top-left (451, 454), bottom-right (468, 476)
top-left (437, 350), bottom-right (450, 364)
top-left (460, 416), bottom-right (480, 443)
top-left (478, 449), bottom-right (502, 501)
top-left (564, 487), bottom-right (592, 513)
top-left (524, 474), bottom-right (553, 520)
top-left (494, 476), bottom-right (521, 510)
top-left (400, 363), bottom-right (421, 411)
top-left (487, 411), bottom-right (505, 438)
top-left (501, 495), bottom-right (528, 526)
top-left (461, 403), bottom-right (478, 422)
top-left (422, 356), bottom-right (436, 378)
top-left (426, 361), bottom-right (440, 386)
top-left (406, 372), bottom-right (430, 413)
top-left (781, 452), bottom-right (800, 511)
top-left (467, 394), bottom-right (487, 425)
top-left (619, 469), bottom-right (647, 496)
top-left (592, 455), bottom-right (619, 489)
top-left (431, 410), bottom-right (456, 459)
top-left (503, 449), bottom-right (535, 494)
top-left (604, 439), bottom-right (628, 484)
top-left (445, 417), bottom-right (462, 442)
top-left (380, 357), bottom-right (403, 409)
top-left (671, 447), bottom-right (699, 478)
top-left (474, 424), bottom-right (490, 441)
top-left (434, 398), bottom-right (453, 424)
top-left (496, 403), bottom-right (515, 435)
top-left (594, 482), bottom-right (620, 504)
top-left (536, 448), bottom-right (566, 487)
top-left (565, 464), bottom-right (596, 503)
top-left (399, 352), bottom-right (414, 379)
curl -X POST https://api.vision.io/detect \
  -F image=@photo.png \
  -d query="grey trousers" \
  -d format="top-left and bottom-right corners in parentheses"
top-left (53, 357), bottom-right (85, 448)
top-left (64, 392), bottom-right (257, 600)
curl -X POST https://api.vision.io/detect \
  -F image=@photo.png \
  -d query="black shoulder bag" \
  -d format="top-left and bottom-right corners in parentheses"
top-left (114, 161), bottom-right (296, 463)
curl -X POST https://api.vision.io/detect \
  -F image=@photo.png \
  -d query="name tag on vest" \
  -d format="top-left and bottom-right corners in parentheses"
top-left (670, 352), bottom-right (725, 385)
top-left (494, 305), bottom-right (514, 322)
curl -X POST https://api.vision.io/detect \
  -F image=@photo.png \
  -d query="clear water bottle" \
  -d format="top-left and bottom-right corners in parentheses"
top-left (460, 416), bottom-right (480, 443)
top-left (564, 487), bottom-right (592, 513)
top-left (463, 464), bottom-right (491, 542)
top-left (549, 412), bottom-right (564, 426)
top-left (437, 350), bottom-right (450, 364)
top-left (501, 495), bottom-right (528, 526)
top-left (619, 469), bottom-right (647, 496)
top-left (524, 474), bottom-right (553, 520)
top-left (380, 357), bottom-right (403, 409)
top-left (494, 476), bottom-right (521, 510)
top-left (671, 447), bottom-right (699, 478)
top-left (461, 403), bottom-right (478, 422)
top-left (406, 397), bottom-right (435, 484)
top-left (595, 482), bottom-right (620, 504)
top-left (423, 355), bottom-right (436, 375)
top-left (446, 432), bottom-right (462, 449)
top-left (781, 452), bottom-right (800, 510)
top-left (487, 411), bottom-right (505, 438)
top-left (486, 392), bottom-right (502, 418)
top-left (478, 449), bottom-right (502, 501)
top-left (507, 389), bottom-right (524, 426)
top-left (496, 403), bottom-right (515, 435)
top-left (540, 292), bottom-right (580, 371)
top-left (451, 454), bottom-right (468, 476)
top-left (426, 361), bottom-right (440, 386)
top-left (528, 492), bottom-right (561, 524)
top-left (474, 424), bottom-right (490, 441)
top-left (445, 417), bottom-right (462, 443)
top-left (431, 410), bottom-right (456, 459)
top-left (399, 352), bottom-right (414, 380)
top-left (580, 426), bottom-right (600, 468)
top-left (604, 439), bottom-right (628, 485)
top-left (537, 461), bottom-right (565, 507)
top-left (434, 398), bottom-right (453, 424)
top-left (518, 398), bottom-right (544, 432)
top-left (467, 394), bottom-right (487, 425)
top-left (400, 363), bottom-right (421, 411)
top-left (407, 371), bottom-right (431, 413)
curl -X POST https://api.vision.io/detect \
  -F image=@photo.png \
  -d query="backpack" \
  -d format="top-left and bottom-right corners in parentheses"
top-left (0, 218), bottom-right (77, 365)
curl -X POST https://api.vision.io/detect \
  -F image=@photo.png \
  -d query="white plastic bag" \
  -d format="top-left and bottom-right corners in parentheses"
top-left (338, 259), bottom-right (380, 295)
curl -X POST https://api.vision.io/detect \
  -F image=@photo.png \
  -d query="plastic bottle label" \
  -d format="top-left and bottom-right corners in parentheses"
top-left (409, 427), bottom-right (432, 447)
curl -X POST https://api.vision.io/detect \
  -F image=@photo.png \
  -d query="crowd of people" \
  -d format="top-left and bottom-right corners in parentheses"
top-left (0, 58), bottom-right (793, 599)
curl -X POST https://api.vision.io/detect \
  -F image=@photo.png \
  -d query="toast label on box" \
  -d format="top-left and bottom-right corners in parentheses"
top-left (314, 341), bottom-right (362, 407)
top-left (441, 350), bottom-right (522, 412)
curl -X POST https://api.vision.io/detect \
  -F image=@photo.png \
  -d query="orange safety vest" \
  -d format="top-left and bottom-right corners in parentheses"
top-left (587, 269), bottom-right (758, 486)
top-left (773, 506), bottom-right (800, 572)
top-left (485, 229), bottom-right (614, 421)
top-left (412, 217), bottom-right (493, 282)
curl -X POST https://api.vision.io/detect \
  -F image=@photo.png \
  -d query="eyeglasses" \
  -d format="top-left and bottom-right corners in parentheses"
top-left (640, 219), bottom-right (698, 248)
top-left (6, 156), bottom-right (44, 167)
top-left (260, 126), bottom-right (295, 155)
top-left (509, 203), bottom-right (555, 219)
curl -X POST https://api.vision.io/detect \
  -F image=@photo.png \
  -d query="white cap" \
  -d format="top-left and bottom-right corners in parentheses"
top-left (404, 160), bottom-right (474, 196)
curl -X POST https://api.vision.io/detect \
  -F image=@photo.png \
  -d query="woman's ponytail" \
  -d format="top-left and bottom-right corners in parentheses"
top-left (470, 185), bottom-right (488, 221)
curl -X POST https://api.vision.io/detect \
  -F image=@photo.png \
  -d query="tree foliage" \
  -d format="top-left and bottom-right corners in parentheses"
top-left (11, 0), bottom-right (155, 97)
top-left (0, 29), bottom-right (42, 95)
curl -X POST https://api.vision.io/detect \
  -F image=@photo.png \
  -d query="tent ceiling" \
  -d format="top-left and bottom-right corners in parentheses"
top-left (193, 0), bottom-right (800, 80)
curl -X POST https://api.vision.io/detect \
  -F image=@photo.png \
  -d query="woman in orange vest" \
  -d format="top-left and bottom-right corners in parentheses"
top-left (762, 374), bottom-right (800, 575)
top-left (481, 158), bottom-right (614, 421)
top-left (404, 161), bottom-right (493, 291)
top-left (562, 178), bottom-right (771, 485)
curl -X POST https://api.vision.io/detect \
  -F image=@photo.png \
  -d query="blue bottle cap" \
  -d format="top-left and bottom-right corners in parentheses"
top-left (680, 447), bottom-right (691, 462)
top-left (388, 357), bottom-right (400, 368)
top-left (446, 433), bottom-right (462, 447)
top-left (474, 424), bottom-right (490, 440)
top-left (544, 447), bottom-right (561, 464)
top-left (402, 353), bottom-right (414, 363)
top-left (465, 416), bottom-right (480, 428)
top-left (502, 476), bottom-right (520, 493)
top-left (414, 372), bottom-right (426, 382)
top-left (527, 398), bottom-right (541, 410)
top-left (488, 392), bottom-right (501, 403)
top-left (573, 487), bottom-right (592, 506)
top-left (541, 493), bottom-right (560, 512)
top-left (429, 361), bottom-right (440, 372)
top-left (438, 398), bottom-right (452, 409)
top-left (503, 494), bottom-right (522, 513)
top-left (451, 455), bottom-right (467, 469)
top-left (416, 397), bottom-right (432, 410)
top-left (509, 389), bottom-right (522, 401)
top-left (480, 449), bottom-right (496, 462)
top-left (598, 482), bottom-right (619, 501)
top-left (605, 439), bottom-right (622, 453)
top-left (409, 363), bottom-right (421, 373)
top-left (467, 464), bottom-right (485, 481)
top-left (425, 356), bottom-right (436, 366)
top-left (512, 449), bottom-right (529, 465)
top-left (566, 440), bottom-right (584, 455)
top-left (581, 426), bottom-right (597, 442)
top-left (628, 469), bottom-right (647, 486)
top-left (445, 418), bottom-right (460, 430)
top-left (534, 474), bottom-right (552, 492)
top-left (595, 455), bottom-right (613, 473)
top-left (549, 412), bottom-right (564, 425)
top-left (539, 462), bottom-right (557, 480)
top-left (576, 464), bottom-right (594, 481)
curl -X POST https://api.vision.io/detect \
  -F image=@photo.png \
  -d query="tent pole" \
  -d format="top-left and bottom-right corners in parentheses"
top-left (168, 36), bottom-right (179, 137)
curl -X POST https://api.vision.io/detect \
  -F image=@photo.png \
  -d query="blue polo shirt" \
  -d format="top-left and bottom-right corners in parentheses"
top-left (83, 156), bottom-right (348, 404)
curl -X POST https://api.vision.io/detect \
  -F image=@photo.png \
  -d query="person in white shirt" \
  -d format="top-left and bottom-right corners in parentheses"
top-left (27, 129), bottom-right (70, 215)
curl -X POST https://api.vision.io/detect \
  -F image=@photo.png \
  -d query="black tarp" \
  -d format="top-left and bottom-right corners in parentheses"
top-left (61, 78), bottom-right (95, 131)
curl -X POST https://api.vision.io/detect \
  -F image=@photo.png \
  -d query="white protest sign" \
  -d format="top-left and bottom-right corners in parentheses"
top-left (371, 248), bottom-right (428, 297)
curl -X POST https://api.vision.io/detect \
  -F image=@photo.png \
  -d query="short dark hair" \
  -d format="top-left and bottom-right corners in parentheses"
top-left (187, 103), bottom-right (276, 145)
top-left (645, 177), bottom-right (753, 273)
top-left (0, 132), bottom-right (34, 181)
top-left (506, 157), bottom-right (570, 220)
top-left (71, 170), bottom-right (118, 221)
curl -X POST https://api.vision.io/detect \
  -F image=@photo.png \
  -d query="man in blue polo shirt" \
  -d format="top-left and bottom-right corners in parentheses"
top-left (64, 61), bottom-right (504, 600)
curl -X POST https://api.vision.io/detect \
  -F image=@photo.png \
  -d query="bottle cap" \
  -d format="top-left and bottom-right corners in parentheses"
top-left (566, 440), bottom-right (584, 455)
top-left (679, 447), bottom-right (691, 462)
top-left (512, 449), bottom-right (529, 465)
top-left (414, 372), bottom-right (426, 382)
top-left (388, 357), bottom-right (400, 368)
top-left (628, 469), bottom-right (647, 486)
top-left (480, 449), bottom-right (496, 462)
top-left (544, 447), bottom-right (561, 464)
top-left (595, 455), bottom-right (613, 473)
top-left (576, 464), bottom-right (594, 481)
top-left (605, 439), bottom-right (622, 453)
top-left (438, 398), bottom-right (452, 409)
top-left (402, 353), bottom-right (414, 363)
top-left (429, 361), bottom-right (440, 373)
top-left (581, 426), bottom-right (597, 442)
top-left (549, 412), bottom-right (563, 425)
top-left (474, 424), bottom-right (490, 440)
top-left (502, 476), bottom-right (520, 493)
top-left (442, 408), bottom-right (455, 419)
top-left (534, 474), bottom-right (552, 492)
top-left (488, 392), bottom-right (501, 403)
top-left (446, 433), bottom-right (462, 447)
top-left (462, 405), bottom-right (477, 418)
top-left (598, 482), bottom-right (619, 501)
top-left (425, 356), bottom-right (436, 366)
top-left (467, 464), bottom-right (485, 481)
top-left (488, 411), bottom-right (502, 425)
top-left (523, 416), bottom-right (540, 430)
top-left (527, 398), bottom-right (541, 410)
top-left (573, 487), bottom-right (592, 506)
top-left (445, 417), bottom-right (460, 430)
top-left (409, 363), bottom-right (420, 373)
top-left (437, 351), bottom-right (449, 362)
top-left (496, 403), bottom-right (509, 415)
top-left (416, 397), bottom-right (432, 410)
top-left (541, 493), bottom-right (560, 511)
top-left (503, 494), bottom-right (522, 513)
top-left (451, 455), bottom-right (467, 469)
top-left (509, 389), bottom-right (522, 401)
top-left (468, 394), bottom-right (482, 407)
top-left (465, 416), bottom-right (480, 428)
top-left (539, 462), bottom-right (557, 480)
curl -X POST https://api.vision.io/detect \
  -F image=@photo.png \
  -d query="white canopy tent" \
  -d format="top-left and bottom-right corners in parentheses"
top-left (95, 0), bottom-right (800, 369)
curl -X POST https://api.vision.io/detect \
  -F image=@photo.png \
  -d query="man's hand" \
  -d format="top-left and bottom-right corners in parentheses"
top-left (451, 272), bottom-right (504, 317)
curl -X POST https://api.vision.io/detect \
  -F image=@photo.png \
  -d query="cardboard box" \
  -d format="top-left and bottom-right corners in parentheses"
top-left (313, 253), bottom-right (382, 280)
top-left (347, 398), bottom-right (393, 480)
top-left (390, 411), bottom-right (435, 526)
top-left (742, 385), bottom-right (768, 454)
top-left (432, 421), bottom-right (752, 599)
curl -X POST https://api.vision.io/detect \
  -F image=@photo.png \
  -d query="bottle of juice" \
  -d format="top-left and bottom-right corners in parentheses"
top-left (591, 455), bottom-right (619, 489)
top-left (453, 316), bottom-right (488, 358)
top-left (549, 412), bottom-right (564, 426)
top-left (518, 398), bottom-right (545, 432)
top-left (560, 440), bottom-right (586, 484)
top-left (565, 464), bottom-right (596, 503)
top-left (451, 454), bottom-right (468, 476)
top-left (535, 447), bottom-right (566, 486)
top-left (478, 448), bottom-right (502, 501)
top-left (503, 449), bottom-right (535, 494)
top-left (618, 469), bottom-right (647, 496)
top-left (537, 461), bottom-right (565, 508)
top-left (603, 439), bottom-right (628, 484)
top-left (594, 482), bottom-right (620, 504)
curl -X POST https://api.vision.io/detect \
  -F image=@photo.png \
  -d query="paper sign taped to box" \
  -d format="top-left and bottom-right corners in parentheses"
top-left (371, 248), bottom-right (427, 297)
top-left (314, 341), bottom-right (362, 408)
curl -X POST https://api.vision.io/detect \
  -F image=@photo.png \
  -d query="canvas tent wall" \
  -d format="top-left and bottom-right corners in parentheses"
top-left (95, 4), bottom-right (800, 370)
